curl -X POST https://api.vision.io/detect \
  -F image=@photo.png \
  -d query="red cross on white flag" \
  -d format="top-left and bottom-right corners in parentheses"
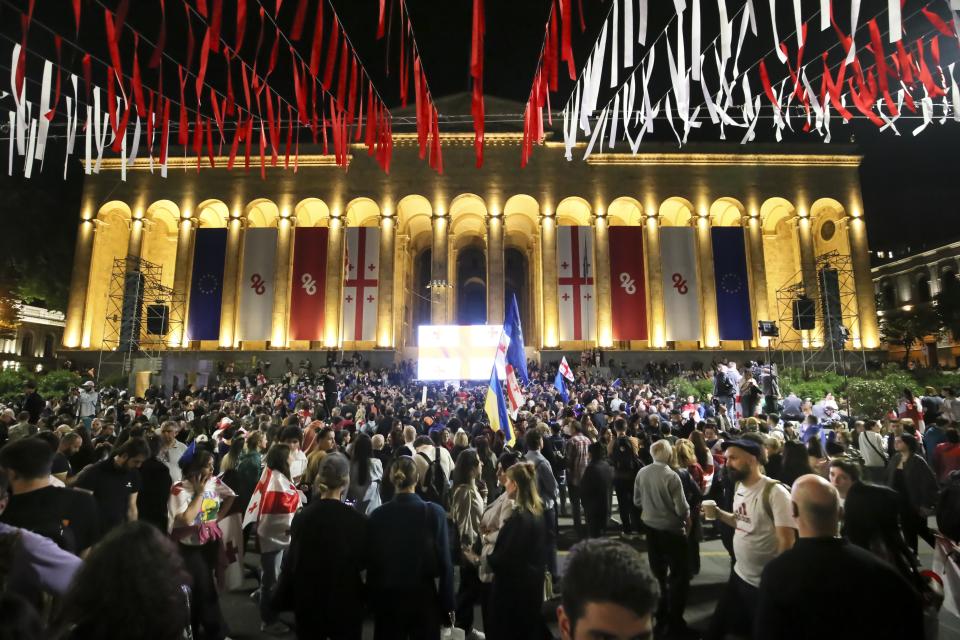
top-left (557, 226), bottom-right (596, 342)
top-left (341, 227), bottom-right (381, 342)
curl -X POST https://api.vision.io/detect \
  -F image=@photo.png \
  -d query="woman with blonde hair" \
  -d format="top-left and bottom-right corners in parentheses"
top-left (486, 462), bottom-right (550, 639)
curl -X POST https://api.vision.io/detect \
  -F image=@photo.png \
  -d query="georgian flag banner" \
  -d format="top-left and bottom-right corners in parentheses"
top-left (609, 226), bottom-right (648, 340)
top-left (237, 228), bottom-right (278, 342)
top-left (289, 227), bottom-right (329, 341)
top-left (559, 355), bottom-right (576, 382)
top-left (341, 227), bottom-right (380, 342)
top-left (659, 226), bottom-right (700, 342)
top-left (557, 226), bottom-right (596, 342)
top-left (243, 467), bottom-right (302, 554)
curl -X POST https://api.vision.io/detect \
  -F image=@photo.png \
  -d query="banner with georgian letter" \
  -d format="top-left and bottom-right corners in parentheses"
top-left (660, 227), bottom-right (700, 342)
top-left (341, 227), bottom-right (380, 342)
top-left (557, 226), bottom-right (596, 342)
top-left (289, 227), bottom-right (328, 341)
top-left (238, 228), bottom-right (278, 341)
top-left (609, 226), bottom-right (648, 340)
top-left (711, 227), bottom-right (753, 340)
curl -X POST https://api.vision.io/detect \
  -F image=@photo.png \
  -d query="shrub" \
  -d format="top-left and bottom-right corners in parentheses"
top-left (847, 378), bottom-right (902, 419)
top-left (0, 369), bottom-right (32, 404)
top-left (36, 370), bottom-right (82, 401)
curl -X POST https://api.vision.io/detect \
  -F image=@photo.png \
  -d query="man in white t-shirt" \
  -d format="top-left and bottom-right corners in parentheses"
top-left (705, 439), bottom-right (797, 640)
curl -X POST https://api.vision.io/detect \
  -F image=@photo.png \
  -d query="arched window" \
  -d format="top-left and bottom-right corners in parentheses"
top-left (19, 332), bottom-right (33, 358)
top-left (881, 282), bottom-right (896, 309)
top-left (42, 334), bottom-right (55, 358)
top-left (942, 268), bottom-right (959, 295)
top-left (917, 275), bottom-right (932, 303)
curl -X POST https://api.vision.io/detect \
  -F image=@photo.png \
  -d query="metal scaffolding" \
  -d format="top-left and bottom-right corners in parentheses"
top-left (98, 256), bottom-right (186, 378)
top-left (771, 251), bottom-right (868, 374)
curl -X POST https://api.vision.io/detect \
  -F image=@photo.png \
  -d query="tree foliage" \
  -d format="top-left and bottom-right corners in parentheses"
top-left (879, 306), bottom-right (942, 366)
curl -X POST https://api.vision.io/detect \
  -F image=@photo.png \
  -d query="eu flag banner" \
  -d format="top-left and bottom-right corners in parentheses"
top-left (505, 294), bottom-right (528, 384)
top-left (188, 228), bottom-right (227, 341)
top-left (485, 366), bottom-right (514, 446)
top-left (711, 227), bottom-right (753, 340)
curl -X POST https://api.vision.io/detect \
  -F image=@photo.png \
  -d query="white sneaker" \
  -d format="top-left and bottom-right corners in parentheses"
top-left (467, 630), bottom-right (486, 640)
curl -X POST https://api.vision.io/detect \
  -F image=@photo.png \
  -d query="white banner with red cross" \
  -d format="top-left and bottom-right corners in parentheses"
top-left (341, 227), bottom-right (380, 342)
top-left (238, 228), bottom-right (278, 342)
top-left (557, 226), bottom-right (596, 342)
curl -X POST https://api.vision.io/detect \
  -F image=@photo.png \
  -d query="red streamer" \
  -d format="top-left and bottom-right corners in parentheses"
top-left (46, 36), bottom-right (63, 121)
top-left (291, 0), bottom-right (308, 40)
top-left (236, 0), bottom-right (247, 51)
top-left (309, 0), bottom-right (324, 76)
top-left (323, 19), bottom-right (340, 90)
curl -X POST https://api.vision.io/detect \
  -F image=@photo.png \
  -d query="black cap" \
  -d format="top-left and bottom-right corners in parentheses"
top-left (721, 439), bottom-right (764, 459)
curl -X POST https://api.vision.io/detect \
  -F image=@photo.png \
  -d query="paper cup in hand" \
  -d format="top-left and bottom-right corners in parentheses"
top-left (702, 500), bottom-right (718, 520)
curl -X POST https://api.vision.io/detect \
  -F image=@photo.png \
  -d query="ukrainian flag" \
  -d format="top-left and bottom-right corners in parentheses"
top-left (485, 365), bottom-right (514, 447)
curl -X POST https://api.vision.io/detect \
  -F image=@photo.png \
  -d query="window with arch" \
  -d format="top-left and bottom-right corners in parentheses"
top-left (43, 334), bottom-right (55, 359)
top-left (19, 332), bottom-right (33, 358)
top-left (881, 282), bottom-right (896, 309)
top-left (917, 275), bottom-right (932, 303)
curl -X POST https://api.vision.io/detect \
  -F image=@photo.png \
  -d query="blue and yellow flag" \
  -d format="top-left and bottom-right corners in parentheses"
top-left (485, 365), bottom-right (514, 446)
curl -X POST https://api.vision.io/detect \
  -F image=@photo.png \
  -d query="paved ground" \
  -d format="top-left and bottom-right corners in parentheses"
top-left (220, 511), bottom-right (960, 639)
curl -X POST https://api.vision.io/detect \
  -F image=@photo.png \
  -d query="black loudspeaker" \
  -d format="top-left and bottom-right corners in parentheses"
top-left (146, 304), bottom-right (170, 336)
top-left (819, 268), bottom-right (845, 348)
top-left (792, 297), bottom-right (816, 330)
top-left (119, 269), bottom-right (145, 352)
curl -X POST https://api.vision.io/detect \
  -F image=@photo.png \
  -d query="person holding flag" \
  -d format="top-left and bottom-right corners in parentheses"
top-left (504, 294), bottom-right (529, 384)
top-left (485, 365), bottom-right (515, 448)
top-left (243, 444), bottom-right (304, 635)
top-left (555, 356), bottom-right (576, 403)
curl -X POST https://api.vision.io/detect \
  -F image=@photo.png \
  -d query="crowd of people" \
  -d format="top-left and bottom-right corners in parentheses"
top-left (0, 356), bottom-right (958, 639)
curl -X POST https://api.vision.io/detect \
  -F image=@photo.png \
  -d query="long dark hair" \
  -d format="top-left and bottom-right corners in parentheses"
top-left (54, 521), bottom-right (191, 640)
top-left (265, 444), bottom-right (292, 480)
top-left (451, 448), bottom-right (480, 487)
top-left (779, 441), bottom-right (814, 485)
top-left (352, 432), bottom-right (374, 486)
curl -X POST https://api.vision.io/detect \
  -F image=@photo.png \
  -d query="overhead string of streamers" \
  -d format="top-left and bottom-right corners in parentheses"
top-left (376, 0), bottom-right (443, 173)
top-left (5, 0), bottom-right (394, 181)
top-left (560, 0), bottom-right (960, 160)
top-left (521, 0), bottom-right (593, 167)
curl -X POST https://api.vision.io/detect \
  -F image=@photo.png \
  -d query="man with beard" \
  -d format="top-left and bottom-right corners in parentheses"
top-left (705, 439), bottom-right (797, 640)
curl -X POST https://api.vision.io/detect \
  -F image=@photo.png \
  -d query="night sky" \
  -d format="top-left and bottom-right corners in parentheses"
top-left (0, 0), bottom-right (958, 307)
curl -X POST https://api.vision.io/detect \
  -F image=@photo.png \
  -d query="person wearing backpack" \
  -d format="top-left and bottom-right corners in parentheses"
top-left (713, 365), bottom-right (737, 416)
top-left (706, 439), bottom-right (797, 640)
top-left (610, 435), bottom-right (642, 536)
top-left (413, 435), bottom-right (452, 507)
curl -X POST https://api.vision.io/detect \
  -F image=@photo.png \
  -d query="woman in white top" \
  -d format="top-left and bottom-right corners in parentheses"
top-left (168, 449), bottom-right (236, 640)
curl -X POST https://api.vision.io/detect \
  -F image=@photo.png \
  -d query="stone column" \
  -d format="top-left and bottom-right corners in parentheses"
top-left (745, 214), bottom-right (770, 346)
top-left (270, 213), bottom-right (295, 348)
top-left (644, 213), bottom-right (666, 348)
top-left (377, 214), bottom-right (396, 348)
top-left (696, 215), bottom-right (719, 348)
top-left (848, 214), bottom-right (880, 348)
top-left (593, 213), bottom-right (613, 347)
top-left (796, 215), bottom-right (819, 346)
top-left (394, 234), bottom-right (410, 349)
top-left (430, 214), bottom-right (450, 324)
top-left (170, 216), bottom-right (196, 347)
top-left (486, 213), bottom-right (505, 325)
top-left (219, 216), bottom-right (244, 348)
top-left (324, 215), bottom-right (345, 348)
top-left (540, 213), bottom-right (559, 347)
top-left (127, 216), bottom-right (145, 261)
top-left (63, 218), bottom-right (96, 348)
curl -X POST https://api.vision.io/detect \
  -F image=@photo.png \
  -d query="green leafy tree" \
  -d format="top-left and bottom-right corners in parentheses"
top-left (879, 306), bottom-right (942, 367)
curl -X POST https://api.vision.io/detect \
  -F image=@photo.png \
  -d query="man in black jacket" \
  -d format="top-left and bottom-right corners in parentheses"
top-left (755, 474), bottom-right (924, 639)
top-left (22, 380), bottom-right (45, 424)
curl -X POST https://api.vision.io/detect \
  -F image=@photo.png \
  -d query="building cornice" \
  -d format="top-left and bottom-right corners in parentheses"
top-left (584, 153), bottom-right (862, 167)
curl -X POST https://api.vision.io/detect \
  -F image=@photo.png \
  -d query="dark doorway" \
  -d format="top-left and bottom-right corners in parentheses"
top-left (505, 248), bottom-right (531, 336)
top-left (457, 245), bottom-right (487, 325)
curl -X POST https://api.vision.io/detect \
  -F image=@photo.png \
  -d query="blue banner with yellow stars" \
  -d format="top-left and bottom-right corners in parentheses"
top-left (712, 227), bottom-right (753, 341)
top-left (188, 228), bottom-right (227, 341)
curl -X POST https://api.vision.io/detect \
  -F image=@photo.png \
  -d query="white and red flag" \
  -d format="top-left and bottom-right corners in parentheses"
top-left (557, 226), bottom-right (596, 342)
top-left (243, 467), bottom-right (303, 553)
top-left (504, 364), bottom-right (524, 419)
top-left (341, 227), bottom-right (380, 342)
top-left (559, 356), bottom-right (575, 382)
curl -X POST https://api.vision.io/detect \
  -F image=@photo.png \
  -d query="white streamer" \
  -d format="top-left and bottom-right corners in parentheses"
top-left (35, 60), bottom-right (52, 163)
top-left (637, 0), bottom-right (648, 45)
top-left (84, 105), bottom-right (92, 175)
top-left (24, 118), bottom-right (37, 178)
top-left (624, 0), bottom-right (634, 67)
top-left (129, 115), bottom-right (142, 167)
top-left (609, 92), bottom-right (620, 147)
top-left (888, 0), bottom-right (901, 43)
top-left (692, 0), bottom-right (702, 81)
top-left (718, 0), bottom-right (731, 63)
top-left (846, 0), bottom-right (861, 65)
top-left (950, 63), bottom-right (960, 123)
top-left (793, 0), bottom-right (803, 48)
top-left (610, 2), bottom-right (619, 88)
top-left (820, 0), bottom-right (830, 31)
top-left (7, 111), bottom-right (13, 176)
top-left (10, 45), bottom-right (26, 156)
top-left (769, 0), bottom-right (788, 63)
